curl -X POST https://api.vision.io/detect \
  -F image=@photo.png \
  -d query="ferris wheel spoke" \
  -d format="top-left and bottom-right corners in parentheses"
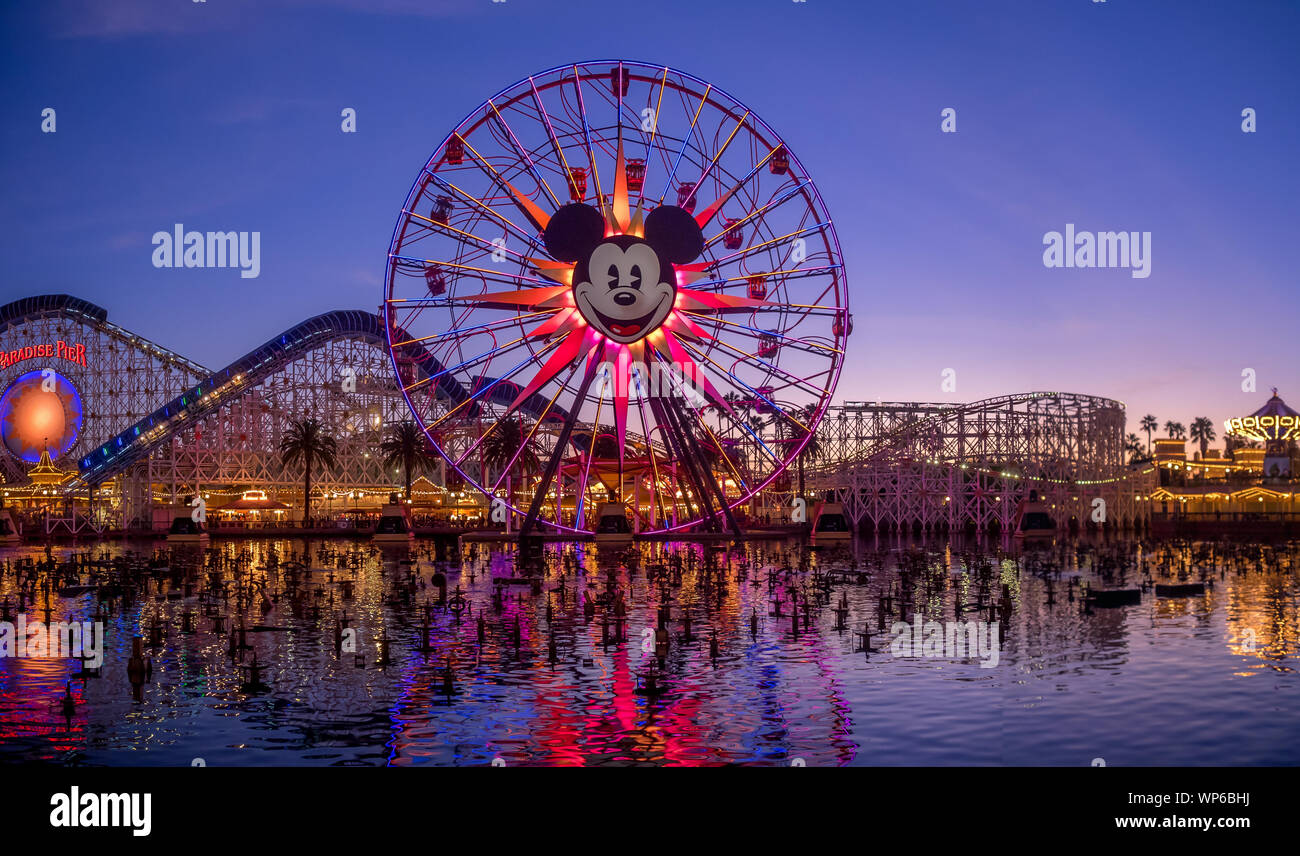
top-left (404, 206), bottom-right (535, 265)
top-left (685, 109), bottom-right (750, 205)
top-left (481, 365), bottom-right (577, 489)
top-left (663, 386), bottom-right (752, 492)
top-left (404, 333), bottom-right (535, 396)
top-left (573, 374), bottom-right (610, 530)
top-left (690, 142), bottom-right (785, 231)
top-left (528, 78), bottom-right (580, 201)
top-left (678, 335), bottom-right (827, 400)
top-left (687, 264), bottom-right (841, 294)
top-left (633, 392), bottom-right (670, 523)
top-left (486, 98), bottom-right (564, 210)
top-left (453, 132), bottom-right (556, 233)
top-left (566, 65), bottom-right (607, 214)
top-left (644, 347), bottom-right (786, 469)
top-left (391, 311), bottom-right (550, 348)
top-left (679, 311), bottom-right (840, 357)
top-left (425, 335), bottom-right (566, 429)
top-left (422, 171), bottom-right (545, 249)
top-left (656, 84), bottom-right (712, 205)
top-left (707, 224), bottom-right (833, 269)
top-left (702, 179), bottom-right (811, 248)
top-left (390, 256), bottom-right (548, 288)
top-left (631, 66), bottom-right (672, 210)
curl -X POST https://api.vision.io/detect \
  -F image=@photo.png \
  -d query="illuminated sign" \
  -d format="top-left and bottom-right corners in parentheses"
top-left (0, 341), bottom-right (88, 370)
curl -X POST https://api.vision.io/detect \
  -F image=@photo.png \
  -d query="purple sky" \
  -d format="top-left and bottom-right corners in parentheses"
top-left (2, 0), bottom-right (1297, 439)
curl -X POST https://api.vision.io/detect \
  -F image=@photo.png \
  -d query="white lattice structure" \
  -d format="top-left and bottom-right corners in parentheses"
top-left (807, 392), bottom-right (1156, 532)
top-left (70, 308), bottom-right (461, 526)
top-left (120, 336), bottom-right (432, 526)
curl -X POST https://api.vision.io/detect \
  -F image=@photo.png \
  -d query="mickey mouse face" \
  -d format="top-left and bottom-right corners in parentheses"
top-left (544, 203), bottom-right (704, 344)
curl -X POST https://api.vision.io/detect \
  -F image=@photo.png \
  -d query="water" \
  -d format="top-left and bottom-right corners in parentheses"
top-left (1, 535), bottom-right (1296, 766)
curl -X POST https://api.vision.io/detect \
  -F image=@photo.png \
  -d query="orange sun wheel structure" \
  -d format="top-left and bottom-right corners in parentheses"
top-left (0, 369), bottom-right (84, 464)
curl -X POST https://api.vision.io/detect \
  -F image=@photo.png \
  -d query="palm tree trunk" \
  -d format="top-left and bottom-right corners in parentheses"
top-left (303, 450), bottom-right (313, 527)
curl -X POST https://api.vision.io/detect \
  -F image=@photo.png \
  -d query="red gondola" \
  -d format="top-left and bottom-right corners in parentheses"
top-left (677, 182), bottom-right (697, 214)
top-left (568, 167), bottom-right (587, 202)
top-left (723, 218), bottom-right (743, 250)
top-left (770, 146), bottom-right (789, 175)
top-left (424, 264), bottom-right (446, 297)
top-left (609, 67), bottom-right (630, 97)
top-left (625, 158), bottom-right (646, 194)
top-left (431, 196), bottom-right (453, 225)
top-left (444, 134), bottom-right (465, 165)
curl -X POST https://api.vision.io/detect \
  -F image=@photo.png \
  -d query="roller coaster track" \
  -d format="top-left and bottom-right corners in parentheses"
top-left (813, 391), bottom-right (1126, 474)
top-left (1, 294), bottom-right (210, 378)
top-left (70, 308), bottom-right (570, 487)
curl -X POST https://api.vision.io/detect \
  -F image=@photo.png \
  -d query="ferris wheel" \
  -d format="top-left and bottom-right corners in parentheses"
top-left (383, 60), bottom-right (849, 535)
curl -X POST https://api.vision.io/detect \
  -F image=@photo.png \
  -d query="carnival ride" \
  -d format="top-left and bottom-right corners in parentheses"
top-left (382, 60), bottom-right (850, 536)
top-left (807, 392), bottom-right (1155, 533)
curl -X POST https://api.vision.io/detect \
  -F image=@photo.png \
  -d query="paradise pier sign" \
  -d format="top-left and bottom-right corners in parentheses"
top-left (0, 340), bottom-right (88, 371)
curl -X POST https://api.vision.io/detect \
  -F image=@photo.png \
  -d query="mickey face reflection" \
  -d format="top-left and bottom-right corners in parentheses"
top-left (543, 202), bottom-right (704, 345)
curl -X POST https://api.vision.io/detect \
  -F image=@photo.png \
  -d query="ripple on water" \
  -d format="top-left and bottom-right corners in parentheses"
top-left (1, 536), bottom-right (1297, 765)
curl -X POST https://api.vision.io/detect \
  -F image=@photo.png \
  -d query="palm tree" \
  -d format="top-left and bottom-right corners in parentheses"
top-left (279, 418), bottom-right (338, 526)
top-left (1189, 416), bottom-right (1216, 459)
top-left (380, 420), bottom-right (435, 501)
top-left (1125, 432), bottom-right (1146, 464)
top-left (1140, 414), bottom-right (1158, 454)
top-left (1164, 420), bottom-right (1186, 439)
top-left (787, 404), bottom-right (821, 504)
top-left (481, 417), bottom-right (540, 495)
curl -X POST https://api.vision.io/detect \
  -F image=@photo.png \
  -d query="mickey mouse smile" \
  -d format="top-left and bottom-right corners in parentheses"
top-left (584, 292), bottom-right (671, 341)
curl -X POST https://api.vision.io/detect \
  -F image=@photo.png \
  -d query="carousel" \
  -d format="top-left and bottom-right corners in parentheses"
top-left (1224, 388), bottom-right (1299, 480)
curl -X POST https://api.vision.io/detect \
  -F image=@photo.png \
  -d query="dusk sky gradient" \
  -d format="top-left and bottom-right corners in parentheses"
top-left (2, 0), bottom-right (1297, 439)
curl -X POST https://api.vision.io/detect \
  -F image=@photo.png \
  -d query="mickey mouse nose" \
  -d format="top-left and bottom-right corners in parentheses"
top-left (613, 291), bottom-right (636, 306)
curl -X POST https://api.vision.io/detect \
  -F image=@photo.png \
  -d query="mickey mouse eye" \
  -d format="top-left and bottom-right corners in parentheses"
top-left (628, 265), bottom-right (642, 290)
top-left (605, 263), bottom-right (620, 289)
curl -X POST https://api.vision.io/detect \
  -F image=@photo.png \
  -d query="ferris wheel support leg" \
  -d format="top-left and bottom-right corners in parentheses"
top-left (519, 359), bottom-right (602, 538)
top-left (668, 398), bottom-right (742, 537)
top-left (647, 396), bottom-right (711, 525)
top-left (656, 396), bottom-right (742, 537)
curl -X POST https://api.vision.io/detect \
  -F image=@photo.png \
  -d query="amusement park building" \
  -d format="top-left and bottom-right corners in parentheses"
top-left (1146, 391), bottom-right (1300, 530)
top-left (2, 294), bottom-right (1162, 535)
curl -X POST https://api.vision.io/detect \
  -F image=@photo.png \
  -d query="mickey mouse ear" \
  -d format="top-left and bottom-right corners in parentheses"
top-left (644, 205), bottom-right (705, 264)
top-left (543, 203), bottom-right (605, 262)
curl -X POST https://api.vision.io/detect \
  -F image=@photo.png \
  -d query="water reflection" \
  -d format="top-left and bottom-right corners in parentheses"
top-left (0, 535), bottom-right (1296, 766)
